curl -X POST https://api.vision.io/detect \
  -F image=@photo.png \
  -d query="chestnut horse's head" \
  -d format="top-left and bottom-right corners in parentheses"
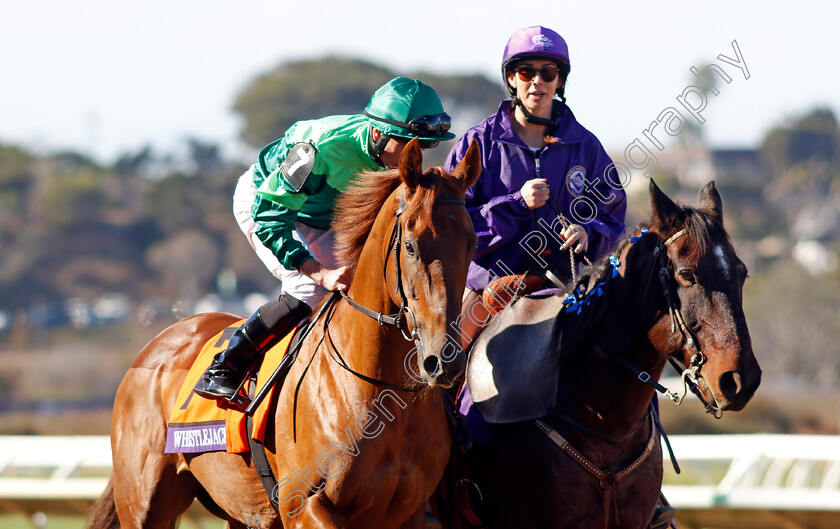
top-left (648, 180), bottom-right (761, 411)
top-left (334, 139), bottom-right (481, 387)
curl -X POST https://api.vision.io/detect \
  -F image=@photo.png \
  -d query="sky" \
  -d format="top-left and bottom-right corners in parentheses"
top-left (1, 0), bottom-right (837, 164)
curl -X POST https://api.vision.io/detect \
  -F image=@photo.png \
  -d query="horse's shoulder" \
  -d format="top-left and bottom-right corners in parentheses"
top-left (132, 312), bottom-right (242, 371)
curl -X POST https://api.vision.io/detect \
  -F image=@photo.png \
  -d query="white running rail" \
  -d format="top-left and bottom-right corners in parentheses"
top-left (1, 434), bottom-right (839, 527)
top-left (662, 434), bottom-right (840, 511)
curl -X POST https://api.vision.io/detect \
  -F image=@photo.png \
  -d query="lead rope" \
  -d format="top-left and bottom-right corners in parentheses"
top-left (544, 190), bottom-right (592, 287)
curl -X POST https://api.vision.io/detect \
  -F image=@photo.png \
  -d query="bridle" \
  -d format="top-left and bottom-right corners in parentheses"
top-left (327, 189), bottom-right (466, 391)
top-left (626, 227), bottom-right (724, 418)
top-left (339, 191), bottom-right (466, 341)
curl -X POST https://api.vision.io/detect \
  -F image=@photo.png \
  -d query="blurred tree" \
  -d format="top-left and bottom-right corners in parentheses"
top-left (0, 144), bottom-right (34, 215)
top-left (145, 229), bottom-right (221, 299)
top-left (40, 167), bottom-right (105, 228)
top-left (234, 58), bottom-right (393, 148)
top-left (187, 138), bottom-right (223, 177)
top-left (744, 258), bottom-right (840, 388)
top-left (232, 57), bottom-right (502, 151)
top-left (147, 172), bottom-right (203, 233)
top-left (115, 146), bottom-right (154, 177)
top-left (761, 107), bottom-right (840, 188)
top-left (0, 145), bottom-right (39, 304)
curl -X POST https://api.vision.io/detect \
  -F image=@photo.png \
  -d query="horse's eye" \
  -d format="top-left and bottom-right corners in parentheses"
top-left (404, 241), bottom-right (416, 256)
top-left (678, 269), bottom-right (696, 284)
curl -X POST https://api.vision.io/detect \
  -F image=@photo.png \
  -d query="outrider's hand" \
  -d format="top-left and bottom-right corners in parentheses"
top-left (520, 178), bottom-right (550, 209)
top-left (560, 224), bottom-right (589, 254)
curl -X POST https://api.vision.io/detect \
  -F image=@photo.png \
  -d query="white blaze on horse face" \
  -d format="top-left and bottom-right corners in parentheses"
top-left (714, 245), bottom-right (731, 281)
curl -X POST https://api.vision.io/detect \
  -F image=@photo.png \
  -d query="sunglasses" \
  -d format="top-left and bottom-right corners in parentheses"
top-left (515, 65), bottom-right (560, 83)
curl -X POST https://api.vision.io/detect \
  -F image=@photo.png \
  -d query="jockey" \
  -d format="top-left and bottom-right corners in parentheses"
top-left (444, 25), bottom-right (627, 342)
top-left (194, 77), bottom-right (455, 401)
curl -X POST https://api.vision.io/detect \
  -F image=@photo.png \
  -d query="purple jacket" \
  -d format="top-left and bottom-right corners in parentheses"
top-left (445, 100), bottom-right (626, 291)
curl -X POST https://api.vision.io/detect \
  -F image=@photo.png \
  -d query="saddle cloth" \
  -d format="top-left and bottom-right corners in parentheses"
top-left (466, 295), bottom-right (564, 424)
top-left (164, 320), bottom-right (295, 454)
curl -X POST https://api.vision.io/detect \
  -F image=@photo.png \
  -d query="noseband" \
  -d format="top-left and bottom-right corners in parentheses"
top-left (340, 192), bottom-right (466, 342)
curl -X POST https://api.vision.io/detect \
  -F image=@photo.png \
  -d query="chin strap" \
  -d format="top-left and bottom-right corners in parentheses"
top-left (514, 98), bottom-right (564, 131)
top-left (368, 125), bottom-right (390, 168)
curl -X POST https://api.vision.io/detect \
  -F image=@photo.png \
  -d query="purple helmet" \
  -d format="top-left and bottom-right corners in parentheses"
top-left (501, 26), bottom-right (570, 97)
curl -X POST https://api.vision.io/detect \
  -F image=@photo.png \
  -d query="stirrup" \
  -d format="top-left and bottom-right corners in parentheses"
top-left (220, 372), bottom-right (253, 412)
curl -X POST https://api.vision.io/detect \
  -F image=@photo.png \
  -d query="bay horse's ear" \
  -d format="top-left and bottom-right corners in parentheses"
top-left (451, 139), bottom-right (482, 192)
top-left (398, 137), bottom-right (424, 191)
top-left (649, 179), bottom-right (684, 232)
top-left (698, 180), bottom-right (723, 223)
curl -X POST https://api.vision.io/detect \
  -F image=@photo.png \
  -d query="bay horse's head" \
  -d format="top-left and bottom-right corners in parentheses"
top-left (334, 139), bottom-right (481, 387)
top-left (647, 180), bottom-right (761, 411)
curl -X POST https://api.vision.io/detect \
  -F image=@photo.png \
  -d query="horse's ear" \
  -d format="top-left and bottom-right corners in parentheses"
top-left (452, 139), bottom-right (482, 192)
top-left (649, 179), bottom-right (683, 231)
top-left (698, 180), bottom-right (723, 223)
top-left (398, 137), bottom-right (423, 190)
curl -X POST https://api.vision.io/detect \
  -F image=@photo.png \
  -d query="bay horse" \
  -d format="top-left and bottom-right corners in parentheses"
top-left (87, 138), bottom-right (481, 529)
top-left (443, 180), bottom-right (761, 529)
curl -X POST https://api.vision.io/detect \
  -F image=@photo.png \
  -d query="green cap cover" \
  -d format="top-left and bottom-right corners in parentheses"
top-left (364, 77), bottom-right (456, 141)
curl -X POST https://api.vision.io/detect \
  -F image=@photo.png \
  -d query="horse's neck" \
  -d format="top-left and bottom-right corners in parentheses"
top-left (557, 273), bottom-right (665, 435)
top-left (328, 301), bottom-right (415, 386)
top-left (328, 222), bottom-right (415, 388)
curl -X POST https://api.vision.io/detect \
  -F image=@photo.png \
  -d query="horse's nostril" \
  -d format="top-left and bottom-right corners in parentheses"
top-left (719, 371), bottom-right (743, 398)
top-left (423, 355), bottom-right (442, 377)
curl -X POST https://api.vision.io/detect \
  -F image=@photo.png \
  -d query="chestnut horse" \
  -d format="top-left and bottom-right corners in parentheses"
top-left (442, 181), bottom-right (761, 529)
top-left (88, 139), bottom-right (481, 529)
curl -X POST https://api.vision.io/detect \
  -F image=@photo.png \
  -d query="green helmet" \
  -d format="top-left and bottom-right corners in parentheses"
top-left (364, 77), bottom-right (456, 148)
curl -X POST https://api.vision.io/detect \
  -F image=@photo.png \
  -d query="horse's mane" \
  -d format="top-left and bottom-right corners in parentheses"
top-left (332, 167), bottom-right (463, 267)
top-left (548, 203), bottom-right (728, 360)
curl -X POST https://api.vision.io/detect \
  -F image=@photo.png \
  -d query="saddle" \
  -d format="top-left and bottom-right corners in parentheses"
top-left (466, 295), bottom-right (566, 424)
top-left (165, 321), bottom-right (299, 454)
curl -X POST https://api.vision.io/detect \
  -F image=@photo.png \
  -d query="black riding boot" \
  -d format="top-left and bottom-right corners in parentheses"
top-left (193, 294), bottom-right (312, 400)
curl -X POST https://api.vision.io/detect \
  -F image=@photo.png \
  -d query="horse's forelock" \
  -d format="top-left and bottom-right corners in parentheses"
top-left (401, 167), bottom-right (462, 238)
top-left (679, 207), bottom-right (731, 263)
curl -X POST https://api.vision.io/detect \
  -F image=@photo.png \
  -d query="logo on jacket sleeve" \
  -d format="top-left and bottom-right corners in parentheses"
top-left (565, 165), bottom-right (586, 195)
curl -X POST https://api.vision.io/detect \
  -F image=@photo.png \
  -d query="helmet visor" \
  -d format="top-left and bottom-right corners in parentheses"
top-left (365, 111), bottom-right (453, 140)
top-left (405, 113), bottom-right (452, 135)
